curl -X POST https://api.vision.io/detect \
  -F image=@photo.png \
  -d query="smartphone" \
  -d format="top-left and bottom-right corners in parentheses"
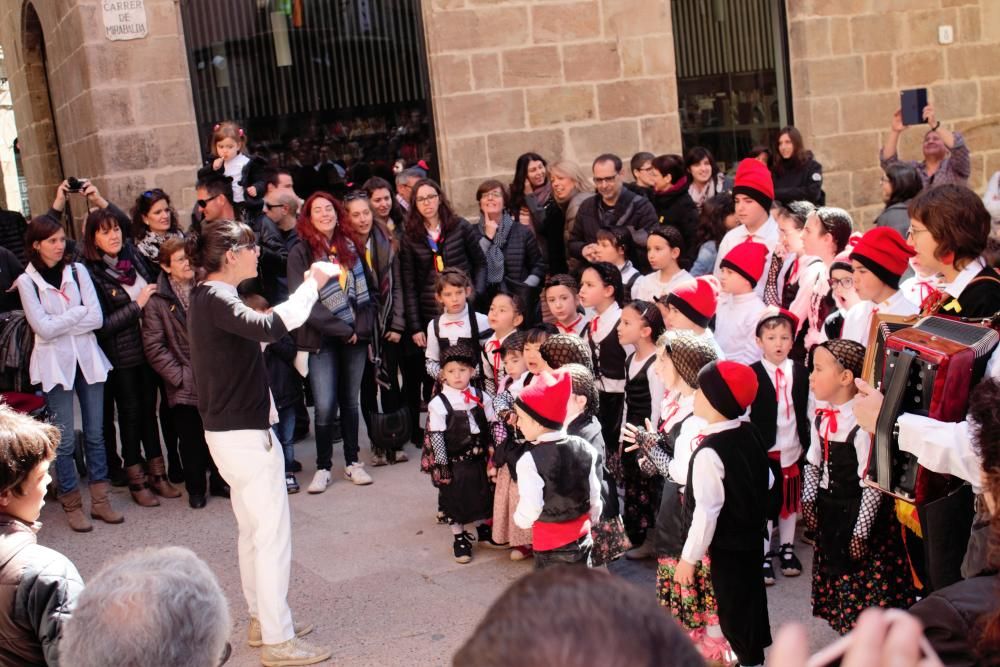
top-left (900, 88), bottom-right (928, 126)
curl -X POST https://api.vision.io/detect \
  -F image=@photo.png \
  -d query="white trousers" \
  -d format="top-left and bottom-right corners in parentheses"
top-left (205, 428), bottom-right (294, 645)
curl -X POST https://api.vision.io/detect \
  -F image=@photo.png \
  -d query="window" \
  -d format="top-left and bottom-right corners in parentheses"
top-left (180, 0), bottom-right (436, 197)
top-left (671, 0), bottom-right (792, 171)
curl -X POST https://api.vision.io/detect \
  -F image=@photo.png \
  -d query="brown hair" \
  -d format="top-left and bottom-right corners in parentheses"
top-left (434, 267), bottom-right (471, 295)
top-left (241, 293), bottom-right (270, 311)
top-left (82, 208), bottom-right (124, 261)
top-left (908, 184), bottom-right (991, 271)
top-left (24, 216), bottom-right (66, 272)
top-left (130, 188), bottom-right (180, 241)
top-left (544, 273), bottom-right (578, 294)
top-left (157, 236), bottom-right (188, 267)
top-left (476, 179), bottom-right (510, 210)
top-left (208, 120), bottom-right (246, 156)
top-left (0, 404), bottom-right (58, 496)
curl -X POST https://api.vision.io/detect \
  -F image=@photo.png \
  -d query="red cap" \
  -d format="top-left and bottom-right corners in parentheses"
top-left (665, 276), bottom-right (718, 328)
top-left (757, 305), bottom-right (800, 335)
top-left (515, 371), bottom-right (571, 430)
top-left (732, 159), bottom-right (774, 212)
top-left (720, 240), bottom-right (769, 288)
top-left (697, 360), bottom-right (759, 419)
top-left (849, 227), bottom-right (915, 289)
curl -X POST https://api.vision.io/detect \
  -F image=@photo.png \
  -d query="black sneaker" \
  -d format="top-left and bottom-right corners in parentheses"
top-left (763, 556), bottom-right (776, 586)
top-left (285, 473), bottom-right (300, 495)
top-left (801, 530), bottom-right (816, 546)
top-left (453, 533), bottom-right (473, 564)
top-left (476, 523), bottom-right (508, 550)
top-left (290, 459), bottom-right (303, 473)
top-left (779, 543), bottom-right (802, 576)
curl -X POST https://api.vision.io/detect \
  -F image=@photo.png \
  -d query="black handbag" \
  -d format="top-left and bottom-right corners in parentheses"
top-left (368, 405), bottom-right (411, 458)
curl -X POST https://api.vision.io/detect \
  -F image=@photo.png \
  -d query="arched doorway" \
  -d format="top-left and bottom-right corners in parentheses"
top-left (20, 2), bottom-right (64, 228)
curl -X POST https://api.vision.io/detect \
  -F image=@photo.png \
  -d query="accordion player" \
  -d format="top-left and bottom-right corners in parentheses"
top-left (866, 315), bottom-right (999, 591)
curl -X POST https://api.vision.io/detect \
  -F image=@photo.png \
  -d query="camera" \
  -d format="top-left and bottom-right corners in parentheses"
top-left (66, 177), bottom-right (85, 193)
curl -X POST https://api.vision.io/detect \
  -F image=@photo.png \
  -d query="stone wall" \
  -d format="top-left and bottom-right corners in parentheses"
top-left (787, 0), bottom-right (1000, 227)
top-left (0, 0), bottom-right (201, 229)
top-left (421, 0), bottom-right (683, 214)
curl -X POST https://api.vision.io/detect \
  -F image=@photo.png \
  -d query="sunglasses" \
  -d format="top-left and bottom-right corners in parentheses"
top-left (141, 188), bottom-right (165, 199)
top-left (196, 194), bottom-right (220, 209)
top-left (264, 202), bottom-right (287, 211)
top-left (344, 190), bottom-right (369, 202)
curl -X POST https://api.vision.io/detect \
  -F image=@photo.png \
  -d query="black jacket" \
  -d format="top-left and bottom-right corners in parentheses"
top-left (243, 213), bottom-right (288, 304)
top-left (197, 155), bottom-right (269, 211)
top-left (366, 224), bottom-right (405, 335)
top-left (568, 188), bottom-right (658, 270)
top-left (286, 239), bottom-right (362, 351)
top-left (910, 575), bottom-right (999, 667)
top-left (86, 242), bottom-right (155, 369)
top-left (399, 218), bottom-right (487, 333)
top-left (477, 216), bottom-right (547, 286)
top-left (0, 247), bottom-right (23, 313)
top-left (264, 334), bottom-right (302, 410)
top-left (524, 196), bottom-right (565, 275)
top-left (748, 361), bottom-right (810, 452)
top-left (0, 210), bottom-right (27, 266)
top-left (649, 185), bottom-right (699, 268)
top-left (772, 157), bottom-right (825, 206)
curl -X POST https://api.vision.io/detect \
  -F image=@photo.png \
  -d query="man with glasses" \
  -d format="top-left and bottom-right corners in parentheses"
top-left (567, 153), bottom-right (657, 271)
top-left (394, 168), bottom-right (423, 214)
top-left (193, 174), bottom-right (237, 233)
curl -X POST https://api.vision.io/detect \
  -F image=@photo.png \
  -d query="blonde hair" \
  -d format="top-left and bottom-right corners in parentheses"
top-left (549, 160), bottom-right (594, 202)
top-left (208, 121), bottom-right (246, 156)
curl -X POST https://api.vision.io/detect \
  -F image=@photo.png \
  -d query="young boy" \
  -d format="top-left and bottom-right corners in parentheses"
top-left (660, 276), bottom-right (725, 360)
top-left (594, 227), bottom-right (640, 301)
top-left (425, 343), bottom-right (497, 563)
top-left (679, 360), bottom-right (771, 667)
top-left (244, 294), bottom-right (307, 490)
top-left (425, 268), bottom-right (491, 380)
top-left (482, 292), bottom-right (524, 398)
top-left (0, 405), bottom-right (84, 665)
top-left (714, 241), bottom-right (769, 364)
top-left (747, 307), bottom-right (809, 585)
top-left (840, 227), bottom-right (918, 345)
top-left (513, 372), bottom-right (603, 570)
top-left (631, 227), bottom-right (692, 303)
top-left (544, 274), bottom-right (589, 337)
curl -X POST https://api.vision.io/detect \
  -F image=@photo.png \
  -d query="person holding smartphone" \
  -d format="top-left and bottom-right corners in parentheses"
top-left (880, 102), bottom-right (970, 189)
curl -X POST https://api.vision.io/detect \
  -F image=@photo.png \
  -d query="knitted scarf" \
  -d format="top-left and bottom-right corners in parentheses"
top-left (478, 211), bottom-right (514, 285)
top-left (102, 254), bottom-right (137, 286)
top-left (137, 229), bottom-right (183, 262)
top-left (169, 277), bottom-right (192, 312)
top-left (318, 241), bottom-right (370, 326)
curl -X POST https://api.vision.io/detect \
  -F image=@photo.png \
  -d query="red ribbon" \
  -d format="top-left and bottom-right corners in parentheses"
top-left (462, 389), bottom-right (482, 407)
top-left (590, 317), bottom-right (599, 334)
top-left (775, 367), bottom-right (791, 420)
top-left (659, 400), bottom-right (680, 433)
top-left (557, 316), bottom-right (583, 334)
top-left (787, 256), bottom-right (800, 285)
top-left (816, 407), bottom-right (839, 462)
top-left (489, 340), bottom-right (502, 388)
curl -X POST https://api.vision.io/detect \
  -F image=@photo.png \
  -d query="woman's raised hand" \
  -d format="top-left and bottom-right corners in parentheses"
top-left (306, 261), bottom-right (340, 289)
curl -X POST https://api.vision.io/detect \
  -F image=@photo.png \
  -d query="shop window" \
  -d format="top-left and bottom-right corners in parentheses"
top-left (671, 0), bottom-right (792, 171)
top-left (180, 0), bottom-right (436, 197)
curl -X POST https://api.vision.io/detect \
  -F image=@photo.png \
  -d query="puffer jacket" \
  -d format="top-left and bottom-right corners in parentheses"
top-left (141, 272), bottom-right (196, 407)
top-left (650, 182), bottom-right (699, 268)
top-left (0, 210), bottom-right (27, 266)
top-left (86, 241), bottom-right (155, 369)
top-left (772, 156), bottom-right (825, 206)
top-left (524, 195), bottom-right (564, 274)
top-left (399, 218), bottom-right (487, 333)
top-left (476, 214), bottom-right (547, 286)
top-left (874, 201), bottom-right (911, 238)
top-left (0, 514), bottom-right (83, 667)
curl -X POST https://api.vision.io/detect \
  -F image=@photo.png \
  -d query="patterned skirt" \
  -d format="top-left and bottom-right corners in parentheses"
top-left (491, 466), bottom-right (532, 547)
top-left (591, 515), bottom-right (631, 566)
top-left (657, 555), bottom-right (720, 631)
top-left (622, 449), bottom-right (663, 546)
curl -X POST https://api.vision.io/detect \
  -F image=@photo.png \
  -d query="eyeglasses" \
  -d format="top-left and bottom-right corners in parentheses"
top-left (593, 176), bottom-right (618, 185)
top-left (231, 242), bottom-right (259, 255)
top-left (481, 191), bottom-right (503, 201)
top-left (344, 190), bottom-right (369, 202)
top-left (907, 227), bottom-right (928, 238)
top-left (264, 202), bottom-right (287, 211)
top-left (828, 277), bottom-right (854, 289)
top-left (172, 255), bottom-right (191, 265)
top-left (415, 193), bottom-right (439, 204)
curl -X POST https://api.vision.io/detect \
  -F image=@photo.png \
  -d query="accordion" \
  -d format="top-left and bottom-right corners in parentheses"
top-left (866, 315), bottom-right (999, 503)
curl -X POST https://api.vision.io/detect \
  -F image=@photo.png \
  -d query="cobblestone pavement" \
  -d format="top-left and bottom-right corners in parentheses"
top-left (38, 433), bottom-right (837, 666)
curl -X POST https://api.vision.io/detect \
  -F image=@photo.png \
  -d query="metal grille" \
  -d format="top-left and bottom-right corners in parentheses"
top-left (916, 316), bottom-right (1000, 354)
top-left (671, 0), bottom-right (776, 78)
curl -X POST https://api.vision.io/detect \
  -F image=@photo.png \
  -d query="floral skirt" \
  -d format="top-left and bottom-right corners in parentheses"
top-left (622, 449), bottom-right (663, 546)
top-left (657, 555), bottom-right (720, 631)
top-left (591, 515), bottom-right (631, 566)
top-left (491, 466), bottom-right (532, 547)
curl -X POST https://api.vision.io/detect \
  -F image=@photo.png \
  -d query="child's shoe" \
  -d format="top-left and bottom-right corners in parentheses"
top-left (762, 555), bottom-right (776, 586)
top-left (285, 473), bottom-right (300, 494)
top-left (453, 532), bottom-right (473, 564)
top-left (779, 543), bottom-right (802, 576)
top-left (476, 523), bottom-right (508, 549)
top-left (801, 529), bottom-right (816, 546)
top-left (699, 633), bottom-right (736, 666)
top-left (509, 545), bottom-right (533, 561)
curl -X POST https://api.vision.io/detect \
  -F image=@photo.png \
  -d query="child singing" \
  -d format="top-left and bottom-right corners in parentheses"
top-left (481, 292), bottom-right (524, 398)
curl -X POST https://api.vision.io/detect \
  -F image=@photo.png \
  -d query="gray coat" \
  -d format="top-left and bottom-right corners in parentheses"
top-left (874, 201), bottom-right (911, 238)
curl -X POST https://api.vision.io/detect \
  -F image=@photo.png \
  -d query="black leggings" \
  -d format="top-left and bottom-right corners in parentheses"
top-left (104, 364), bottom-right (162, 467)
top-left (171, 404), bottom-right (216, 496)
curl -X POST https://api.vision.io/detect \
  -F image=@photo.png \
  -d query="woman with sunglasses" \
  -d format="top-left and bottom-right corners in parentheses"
top-left (130, 188), bottom-right (183, 280)
top-left (399, 179), bottom-right (487, 445)
top-left (83, 208), bottom-right (181, 507)
top-left (287, 192), bottom-right (378, 492)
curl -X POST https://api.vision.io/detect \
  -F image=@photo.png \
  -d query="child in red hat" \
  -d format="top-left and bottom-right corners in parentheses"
top-left (715, 241), bottom-right (769, 364)
top-left (659, 276), bottom-right (725, 360)
top-left (840, 226), bottom-right (919, 344)
top-left (513, 371), bottom-right (603, 570)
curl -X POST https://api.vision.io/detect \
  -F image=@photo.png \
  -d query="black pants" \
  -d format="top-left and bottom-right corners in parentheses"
top-left (155, 376), bottom-right (180, 471)
top-left (171, 404), bottom-right (214, 496)
top-left (710, 547), bottom-right (772, 667)
top-left (402, 337), bottom-right (431, 442)
top-left (360, 338), bottom-right (403, 431)
top-left (534, 534), bottom-right (593, 571)
top-left (104, 364), bottom-right (162, 468)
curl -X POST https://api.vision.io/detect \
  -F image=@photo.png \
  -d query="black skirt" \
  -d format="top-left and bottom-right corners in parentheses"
top-left (439, 457), bottom-right (493, 525)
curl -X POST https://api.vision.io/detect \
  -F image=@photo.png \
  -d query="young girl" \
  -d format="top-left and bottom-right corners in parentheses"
top-left (424, 268), bottom-right (491, 381)
top-left (804, 339), bottom-right (917, 635)
top-left (823, 247), bottom-right (861, 340)
top-left (522, 324), bottom-right (557, 378)
top-left (631, 227), bottom-right (692, 303)
top-left (482, 292), bottom-right (524, 398)
top-left (206, 121), bottom-right (266, 211)
top-left (617, 300), bottom-right (667, 557)
top-left (424, 343), bottom-right (496, 564)
top-left (594, 227), bottom-right (640, 301)
top-left (544, 274), bottom-right (589, 336)
top-left (579, 262), bottom-right (632, 472)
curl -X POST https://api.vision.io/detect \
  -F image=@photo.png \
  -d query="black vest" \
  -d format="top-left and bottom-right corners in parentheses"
top-left (683, 422), bottom-right (770, 552)
top-left (437, 392), bottom-right (489, 457)
top-left (586, 318), bottom-right (627, 383)
top-left (938, 265), bottom-right (1000, 320)
top-left (624, 353), bottom-right (656, 426)
top-left (814, 415), bottom-right (863, 501)
top-left (748, 361), bottom-right (810, 452)
top-left (529, 435), bottom-right (595, 523)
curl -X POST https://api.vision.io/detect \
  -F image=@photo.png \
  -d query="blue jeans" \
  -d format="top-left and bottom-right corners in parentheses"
top-left (308, 341), bottom-right (367, 469)
top-left (273, 404), bottom-right (297, 472)
top-left (45, 367), bottom-right (108, 494)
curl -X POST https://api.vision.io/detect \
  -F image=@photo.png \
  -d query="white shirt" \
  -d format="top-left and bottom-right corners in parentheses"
top-left (618, 261), bottom-right (640, 294)
top-left (513, 429), bottom-right (603, 529)
top-left (714, 216), bottom-right (780, 300)
top-left (680, 418), bottom-right (742, 563)
top-left (806, 397), bottom-right (872, 488)
top-left (665, 394), bottom-right (705, 485)
top-left (840, 290), bottom-right (919, 345)
top-left (427, 384), bottom-right (495, 433)
top-left (553, 313), bottom-right (590, 337)
top-left (760, 358), bottom-right (802, 467)
top-left (586, 303), bottom-right (634, 393)
top-left (425, 305), bottom-right (490, 371)
top-left (224, 153), bottom-right (251, 203)
top-left (630, 269), bottom-right (694, 303)
top-left (714, 292), bottom-right (766, 364)
top-left (16, 263), bottom-right (112, 392)
top-left (899, 274), bottom-right (939, 309)
top-left (481, 330), bottom-right (512, 398)
top-left (938, 256), bottom-right (987, 301)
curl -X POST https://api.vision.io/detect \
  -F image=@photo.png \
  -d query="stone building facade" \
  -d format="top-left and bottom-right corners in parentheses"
top-left (0, 0), bottom-right (997, 229)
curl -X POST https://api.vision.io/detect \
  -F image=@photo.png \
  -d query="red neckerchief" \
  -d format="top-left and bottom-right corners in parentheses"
top-left (557, 316), bottom-right (583, 334)
top-left (775, 366), bottom-right (791, 420)
top-left (659, 394), bottom-right (681, 433)
top-left (815, 407), bottom-right (839, 461)
top-left (916, 281), bottom-right (936, 305)
top-left (690, 433), bottom-right (706, 452)
top-left (787, 257), bottom-right (800, 285)
top-left (462, 388), bottom-right (482, 407)
top-left (590, 316), bottom-right (599, 334)
top-left (488, 340), bottom-right (502, 388)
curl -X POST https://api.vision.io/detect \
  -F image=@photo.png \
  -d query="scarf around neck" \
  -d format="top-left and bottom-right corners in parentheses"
top-left (137, 229), bottom-right (182, 262)
top-left (169, 277), bottom-right (193, 312)
top-left (529, 181), bottom-right (553, 208)
top-left (102, 253), bottom-right (137, 286)
top-left (479, 211), bottom-right (514, 285)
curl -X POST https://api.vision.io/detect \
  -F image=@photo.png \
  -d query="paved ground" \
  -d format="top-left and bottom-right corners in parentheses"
top-left (38, 429), bottom-right (837, 666)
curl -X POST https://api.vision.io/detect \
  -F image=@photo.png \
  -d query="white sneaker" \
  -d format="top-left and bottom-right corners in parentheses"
top-left (306, 469), bottom-right (332, 494)
top-left (344, 462), bottom-right (373, 486)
